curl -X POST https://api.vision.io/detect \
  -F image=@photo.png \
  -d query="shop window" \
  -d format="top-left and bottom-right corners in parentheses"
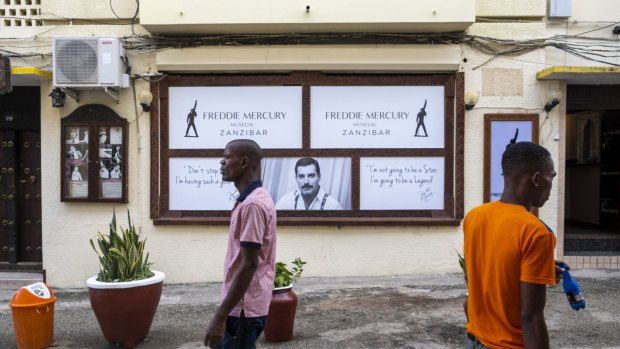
top-left (61, 104), bottom-right (127, 202)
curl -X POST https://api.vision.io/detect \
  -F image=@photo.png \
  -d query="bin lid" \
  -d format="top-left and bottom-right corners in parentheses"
top-left (9, 282), bottom-right (56, 308)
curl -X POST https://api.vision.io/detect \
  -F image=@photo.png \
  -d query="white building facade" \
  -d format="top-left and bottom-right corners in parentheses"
top-left (1, 0), bottom-right (618, 287)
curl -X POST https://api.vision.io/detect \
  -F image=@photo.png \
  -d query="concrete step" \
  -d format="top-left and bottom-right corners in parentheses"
top-left (0, 272), bottom-right (44, 290)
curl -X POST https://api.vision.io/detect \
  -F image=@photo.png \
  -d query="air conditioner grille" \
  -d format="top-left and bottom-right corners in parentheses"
top-left (55, 39), bottom-right (98, 84)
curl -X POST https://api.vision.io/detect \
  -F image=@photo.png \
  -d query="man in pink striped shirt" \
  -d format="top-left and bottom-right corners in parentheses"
top-left (205, 139), bottom-right (277, 349)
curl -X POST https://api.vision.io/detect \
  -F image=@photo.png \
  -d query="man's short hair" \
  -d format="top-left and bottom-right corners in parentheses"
top-left (502, 141), bottom-right (552, 177)
top-left (295, 157), bottom-right (321, 177)
top-left (227, 139), bottom-right (263, 169)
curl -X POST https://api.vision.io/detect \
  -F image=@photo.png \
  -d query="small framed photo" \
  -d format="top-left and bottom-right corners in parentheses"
top-left (484, 114), bottom-right (539, 203)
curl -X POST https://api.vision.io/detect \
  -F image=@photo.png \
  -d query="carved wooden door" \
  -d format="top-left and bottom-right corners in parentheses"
top-left (0, 129), bottom-right (42, 269)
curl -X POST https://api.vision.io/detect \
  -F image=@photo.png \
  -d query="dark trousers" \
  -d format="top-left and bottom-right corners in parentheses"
top-left (213, 312), bottom-right (267, 349)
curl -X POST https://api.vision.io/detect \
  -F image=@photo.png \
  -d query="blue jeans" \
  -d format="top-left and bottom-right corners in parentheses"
top-left (464, 333), bottom-right (491, 349)
top-left (213, 312), bottom-right (267, 349)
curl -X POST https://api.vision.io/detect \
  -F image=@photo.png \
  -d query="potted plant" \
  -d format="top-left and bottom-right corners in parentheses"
top-left (264, 257), bottom-right (306, 342)
top-left (87, 210), bottom-right (165, 349)
top-left (457, 251), bottom-right (467, 284)
top-left (457, 251), bottom-right (468, 320)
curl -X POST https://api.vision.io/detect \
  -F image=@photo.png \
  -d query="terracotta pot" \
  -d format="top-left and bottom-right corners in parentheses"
top-left (264, 285), bottom-right (298, 342)
top-left (87, 271), bottom-right (165, 349)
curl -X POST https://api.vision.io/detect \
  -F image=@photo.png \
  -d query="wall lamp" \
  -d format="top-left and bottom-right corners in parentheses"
top-left (544, 98), bottom-right (560, 113)
top-left (544, 89), bottom-right (562, 113)
top-left (49, 88), bottom-right (65, 108)
top-left (464, 91), bottom-right (479, 110)
top-left (139, 90), bottom-right (153, 112)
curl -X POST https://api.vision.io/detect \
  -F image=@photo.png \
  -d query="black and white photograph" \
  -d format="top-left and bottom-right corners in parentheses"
top-left (65, 144), bottom-right (87, 160)
top-left (64, 161), bottom-right (88, 198)
top-left (99, 144), bottom-right (113, 159)
top-left (65, 126), bottom-right (89, 144)
top-left (111, 145), bottom-right (122, 163)
top-left (70, 165), bottom-right (84, 182)
top-left (262, 157), bottom-right (352, 210)
top-left (109, 126), bottom-right (123, 144)
top-left (98, 127), bottom-right (109, 145)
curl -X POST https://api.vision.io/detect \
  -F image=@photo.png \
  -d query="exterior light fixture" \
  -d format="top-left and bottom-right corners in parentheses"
top-left (49, 88), bottom-right (65, 108)
top-left (139, 90), bottom-right (153, 112)
top-left (544, 89), bottom-right (563, 113)
top-left (544, 98), bottom-right (560, 113)
top-left (464, 91), bottom-right (479, 110)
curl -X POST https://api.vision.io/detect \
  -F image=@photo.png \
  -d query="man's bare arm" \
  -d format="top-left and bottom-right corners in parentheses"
top-left (520, 281), bottom-right (550, 349)
top-left (204, 247), bottom-right (259, 347)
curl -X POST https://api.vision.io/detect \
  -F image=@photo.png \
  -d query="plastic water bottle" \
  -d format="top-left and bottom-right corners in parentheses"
top-left (558, 262), bottom-right (586, 311)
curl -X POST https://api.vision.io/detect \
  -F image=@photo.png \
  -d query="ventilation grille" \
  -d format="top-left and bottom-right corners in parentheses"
top-left (54, 39), bottom-right (98, 84)
top-left (0, 0), bottom-right (42, 27)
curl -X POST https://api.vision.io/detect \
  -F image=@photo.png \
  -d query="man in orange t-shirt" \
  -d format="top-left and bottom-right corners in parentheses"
top-left (464, 142), bottom-right (557, 349)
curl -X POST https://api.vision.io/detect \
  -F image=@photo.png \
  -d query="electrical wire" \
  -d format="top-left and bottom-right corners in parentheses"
top-left (109, 0), bottom-right (124, 20)
top-left (2, 30), bottom-right (619, 67)
top-left (573, 21), bottom-right (620, 37)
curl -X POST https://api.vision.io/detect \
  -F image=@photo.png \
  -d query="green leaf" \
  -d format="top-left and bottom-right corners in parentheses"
top-left (456, 250), bottom-right (467, 284)
top-left (91, 209), bottom-right (155, 282)
top-left (274, 258), bottom-right (306, 288)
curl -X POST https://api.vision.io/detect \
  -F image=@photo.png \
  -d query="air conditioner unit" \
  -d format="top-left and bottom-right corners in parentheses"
top-left (53, 37), bottom-right (129, 88)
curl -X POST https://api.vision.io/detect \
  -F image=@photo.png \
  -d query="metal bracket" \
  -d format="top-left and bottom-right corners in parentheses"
top-left (60, 88), bottom-right (80, 103)
top-left (103, 87), bottom-right (119, 103)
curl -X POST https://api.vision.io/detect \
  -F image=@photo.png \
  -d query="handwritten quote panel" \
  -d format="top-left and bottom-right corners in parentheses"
top-left (311, 86), bottom-right (445, 149)
top-left (360, 157), bottom-right (445, 210)
top-left (168, 86), bottom-right (302, 149)
top-left (169, 157), bottom-right (238, 211)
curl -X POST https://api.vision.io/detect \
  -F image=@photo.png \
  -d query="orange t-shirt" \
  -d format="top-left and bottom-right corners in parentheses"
top-left (464, 201), bottom-right (556, 349)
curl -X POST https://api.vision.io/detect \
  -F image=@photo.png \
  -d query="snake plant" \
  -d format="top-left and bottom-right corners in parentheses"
top-left (90, 210), bottom-right (154, 282)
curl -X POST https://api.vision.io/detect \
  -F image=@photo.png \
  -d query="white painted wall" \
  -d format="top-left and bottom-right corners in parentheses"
top-left (139, 0), bottom-right (475, 34)
top-left (38, 43), bottom-right (470, 288)
top-left (41, 0), bottom-right (138, 20)
top-left (546, 0), bottom-right (620, 67)
top-left (461, 22), bottom-right (561, 232)
top-left (477, 0), bottom-right (546, 18)
top-left (40, 35), bottom-right (562, 288)
top-left (2, 2), bottom-right (579, 287)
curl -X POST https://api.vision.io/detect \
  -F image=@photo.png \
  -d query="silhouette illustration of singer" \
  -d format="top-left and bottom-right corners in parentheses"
top-left (506, 128), bottom-right (519, 149)
top-left (185, 100), bottom-right (199, 137)
top-left (414, 99), bottom-right (428, 137)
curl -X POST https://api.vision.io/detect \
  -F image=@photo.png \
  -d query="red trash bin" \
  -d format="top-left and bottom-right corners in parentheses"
top-left (9, 282), bottom-right (56, 349)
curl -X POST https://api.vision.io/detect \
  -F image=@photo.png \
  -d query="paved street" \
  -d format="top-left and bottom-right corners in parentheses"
top-left (1, 270), bottom-right (620, 348)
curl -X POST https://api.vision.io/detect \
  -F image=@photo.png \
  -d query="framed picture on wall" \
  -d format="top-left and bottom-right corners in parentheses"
top-left (61, 105), bottom-right (128, 203)
top-left (484, 114), bottom-right (539, 203)
top-left (151, 72), bottom-right (465, 225)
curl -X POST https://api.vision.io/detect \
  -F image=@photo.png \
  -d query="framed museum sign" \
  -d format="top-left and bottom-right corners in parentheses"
top-left (483, 114), bottom-right (540, 203)
top-left (311, 86), bottom-right (445, 149)
top-left (168, 86), bottom-right (302, 149)
top-left (150, 72), bottom-right (465, 225)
